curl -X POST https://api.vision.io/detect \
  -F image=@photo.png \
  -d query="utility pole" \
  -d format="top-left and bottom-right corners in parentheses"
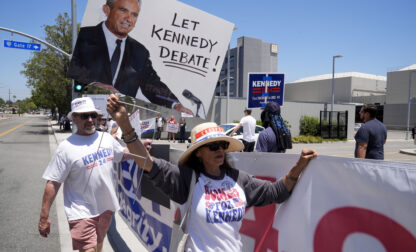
top-left (71, 0), bottom-right (77, 100)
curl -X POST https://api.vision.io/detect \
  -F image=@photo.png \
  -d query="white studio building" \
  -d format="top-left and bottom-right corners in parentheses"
top-left (384, 64), bottom-right (416, 130)
top-left (284, 72), bottom-right (387, 105)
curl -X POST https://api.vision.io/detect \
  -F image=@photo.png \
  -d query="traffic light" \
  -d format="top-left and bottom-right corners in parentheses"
top-left (74, 82), bottom-right (83, 93)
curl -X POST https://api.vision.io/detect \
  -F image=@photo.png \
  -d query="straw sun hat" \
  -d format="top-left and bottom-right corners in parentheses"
top-left (178, 122), bottom-right (244, 166)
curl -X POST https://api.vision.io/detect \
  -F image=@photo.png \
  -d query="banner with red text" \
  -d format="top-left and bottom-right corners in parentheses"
top-left (274, 156), bottom-right (416, 252)
top-left (228, 153), bottom-right (416, 252)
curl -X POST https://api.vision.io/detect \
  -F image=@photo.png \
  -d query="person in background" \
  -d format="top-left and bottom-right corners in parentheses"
top-left (179, 117), bottom-right (187, 143)
top-left (231, 108), bottom-right (256, 152)
top-left (167, 115), bottom-right (177, 143)
top-left (95, 112), bottom-right (108, 132)
top-left (99, 117), bottom-right (109, 132)
top-left (59, 114), bottom-right (67, 131)
top-left (355, 104), bottom-right (387, 160)
top-left (256, 102), bottom-right (292, 153)
top-left (155, 113), bottom-right (164, 140)
top-left (106, 94), bottom-right (318, 252)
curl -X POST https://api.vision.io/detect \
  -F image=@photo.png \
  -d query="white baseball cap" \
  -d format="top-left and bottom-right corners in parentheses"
top-left (68, 97), bottom-right (101, 118)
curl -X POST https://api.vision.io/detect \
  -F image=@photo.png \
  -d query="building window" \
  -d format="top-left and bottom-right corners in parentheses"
top-left (230, 55), bottom-right (235, 63)
top-left (271, 44), bottom-right (278, 54)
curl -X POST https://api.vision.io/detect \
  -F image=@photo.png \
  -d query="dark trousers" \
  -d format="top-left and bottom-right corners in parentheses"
top-left (156, 127), bottom-right (162, 140)
top-left (241, 139), bottom-right (255, 152)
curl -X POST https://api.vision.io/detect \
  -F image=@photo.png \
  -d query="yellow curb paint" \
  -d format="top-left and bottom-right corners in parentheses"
top-left (0, 120), bottom-right (32, 137)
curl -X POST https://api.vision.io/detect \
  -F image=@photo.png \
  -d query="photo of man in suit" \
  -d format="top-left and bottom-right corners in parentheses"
top-left (68, 0), bottom-right (193, 115)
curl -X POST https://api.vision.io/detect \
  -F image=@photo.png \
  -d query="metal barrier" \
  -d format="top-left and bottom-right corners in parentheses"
top-left (320, 111), bottom-right (348, 139)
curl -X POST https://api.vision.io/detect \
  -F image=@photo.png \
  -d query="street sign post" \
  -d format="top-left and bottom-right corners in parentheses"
top-left (247, 73), bottom-right (285, 108)
top-left (4, 40), bottom-right (41, 51)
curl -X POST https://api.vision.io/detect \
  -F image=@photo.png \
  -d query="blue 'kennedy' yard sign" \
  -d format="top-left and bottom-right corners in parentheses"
top-left (247, 73), bottom-right (285, 108)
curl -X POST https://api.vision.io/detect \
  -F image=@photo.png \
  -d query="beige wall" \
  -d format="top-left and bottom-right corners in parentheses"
top-left (204, 97), bottom-right (355, 139)
top-left (285, 76), bottom-right (386, 104)
top-left (386, 70), bottom-right (416, 104)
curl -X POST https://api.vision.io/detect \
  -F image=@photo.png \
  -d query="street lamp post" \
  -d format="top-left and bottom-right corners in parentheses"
top-left (406, 70), bottom-right (416, 140)
top-left (71, 0), bottom-right (77, 100)
top-left (226, 43), bottom-right (231, 123)
top-left (219, 77), bottom-right (233, 97)
top-left (331, 55), bottom-right (343, 112)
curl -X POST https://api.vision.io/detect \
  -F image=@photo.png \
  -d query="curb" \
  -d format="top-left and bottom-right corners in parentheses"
top-left (399, 149), bottom-right (416, 156)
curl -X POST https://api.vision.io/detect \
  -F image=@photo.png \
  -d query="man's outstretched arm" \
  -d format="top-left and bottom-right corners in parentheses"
top-left (38, 180), bottom-right (61, 237)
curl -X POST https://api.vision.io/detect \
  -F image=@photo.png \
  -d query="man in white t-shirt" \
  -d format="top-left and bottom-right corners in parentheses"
top-left (231, 108), bottom-right (256, 152)
top-left (38, 97), bottom-right (131, 252)
top-left (155, 113), bottom-right (164, 140)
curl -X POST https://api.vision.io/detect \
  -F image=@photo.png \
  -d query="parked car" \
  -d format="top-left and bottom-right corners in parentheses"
top-left (187, 123), bottom-right (265, 148)
top-left (354, 123), bottom-right (362, 136)
top-left (219, 123), bottom-right (264, 139)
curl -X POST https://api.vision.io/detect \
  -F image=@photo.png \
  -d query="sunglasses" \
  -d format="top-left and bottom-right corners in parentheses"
top-left (76, 113), bottom-right (98, 120)
top-left (203, 141), bottom-right (230, 151)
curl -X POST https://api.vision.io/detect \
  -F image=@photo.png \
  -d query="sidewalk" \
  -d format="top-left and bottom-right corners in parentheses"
top-left (48, 121), bottom-right (147, 252)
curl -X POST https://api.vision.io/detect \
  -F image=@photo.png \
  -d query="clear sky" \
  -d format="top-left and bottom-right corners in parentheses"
top-left (0, 0), bottom-right (415, 101)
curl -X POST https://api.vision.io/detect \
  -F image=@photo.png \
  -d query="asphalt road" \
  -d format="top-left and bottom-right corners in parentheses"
top-left (0, 116), bottom-right (60, 252)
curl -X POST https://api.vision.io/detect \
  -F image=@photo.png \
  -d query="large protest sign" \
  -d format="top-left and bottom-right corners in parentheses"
top-left (166, 122), bottom-right (179, 133)
top-left (70, 0), bottom-right (234, 119)
top-left (114, 151), bottom-right (416, 251)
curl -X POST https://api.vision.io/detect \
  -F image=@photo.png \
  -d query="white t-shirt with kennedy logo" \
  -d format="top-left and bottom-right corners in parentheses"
top-left (43, 131), bottom-right (125, 221)
top-left (185, 173), bottom-right (247, 251)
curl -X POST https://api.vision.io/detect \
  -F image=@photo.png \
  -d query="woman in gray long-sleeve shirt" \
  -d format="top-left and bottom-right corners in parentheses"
top-left (106, 94), bottom-right (317, 252)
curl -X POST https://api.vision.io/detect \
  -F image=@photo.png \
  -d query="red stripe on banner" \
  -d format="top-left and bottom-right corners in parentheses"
top-left (240, 176), bottom-right (278, 252)
top-left (270, 87), bottom-right (281, 92)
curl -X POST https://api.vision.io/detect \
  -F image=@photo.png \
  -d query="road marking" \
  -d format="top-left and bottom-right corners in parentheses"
top-left (0, 120), bottom-right (32, 137)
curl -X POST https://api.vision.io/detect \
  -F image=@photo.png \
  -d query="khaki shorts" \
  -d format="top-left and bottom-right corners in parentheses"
top-left (68, 210), bottom-right (113, 250)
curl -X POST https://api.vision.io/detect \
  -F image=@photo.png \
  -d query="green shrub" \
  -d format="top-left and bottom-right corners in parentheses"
top-left (292, 135), bottom-right (347, 144)
top-left (300, 116), bottom-right (320, 136)
top-left (292, 135), bottom-right (323, 143)
top-left (284, 120), bottom-right (291, 129)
